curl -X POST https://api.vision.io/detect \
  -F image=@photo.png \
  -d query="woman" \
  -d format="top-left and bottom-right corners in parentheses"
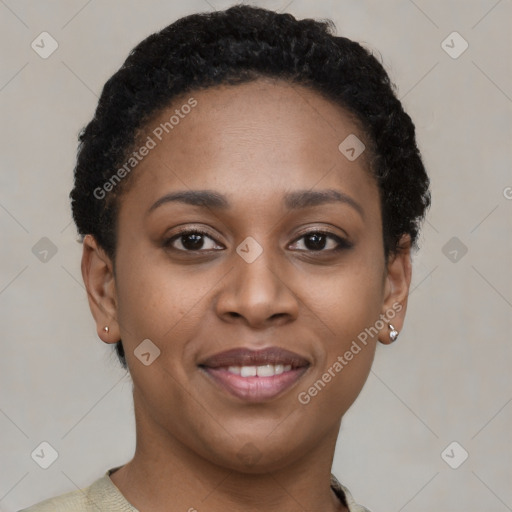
top-left (20, 4), bottom-right (430, 511)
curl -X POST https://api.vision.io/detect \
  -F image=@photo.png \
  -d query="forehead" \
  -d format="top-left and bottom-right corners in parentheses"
top-left (118, 78), bottom-right (378, 219)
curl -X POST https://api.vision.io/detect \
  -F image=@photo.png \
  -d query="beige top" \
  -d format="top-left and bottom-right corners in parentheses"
top-left (19, 467), bottom-right (372, 512)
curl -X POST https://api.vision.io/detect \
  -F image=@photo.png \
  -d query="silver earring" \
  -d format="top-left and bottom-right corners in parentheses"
top-left (103, 326), bottom-right (109, 333)
top-left (388, 323), bottom-right (399, 342)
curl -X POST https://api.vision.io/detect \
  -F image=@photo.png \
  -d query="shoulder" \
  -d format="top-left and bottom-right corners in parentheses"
top-left (17, 467), bottom-right (135, 512)
top-left (17, 486), bottom-right (93, 512)
top-left (331, 474), bottom-right (374, 512)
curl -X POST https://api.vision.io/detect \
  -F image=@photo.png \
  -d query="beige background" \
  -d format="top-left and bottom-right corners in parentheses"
top-left (1, 1), bottom-right (511, 511)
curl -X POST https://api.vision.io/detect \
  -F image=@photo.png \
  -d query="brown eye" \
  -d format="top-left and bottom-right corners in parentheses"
top-left (289, 231), bottom-right (352, 252)
top-left (303, 232), bottom-right (329, 250)
top-left (164, 229), bottom-right (223, 252)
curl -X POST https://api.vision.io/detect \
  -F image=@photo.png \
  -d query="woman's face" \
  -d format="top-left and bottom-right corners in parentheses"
top-left (84, 78), bottom-right (411, 472)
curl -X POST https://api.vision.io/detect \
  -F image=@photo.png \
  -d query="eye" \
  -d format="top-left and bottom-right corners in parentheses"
top-left (164, 229), bottom-right (224, 252)
top-left (289, 230), bottom-right (352, 252)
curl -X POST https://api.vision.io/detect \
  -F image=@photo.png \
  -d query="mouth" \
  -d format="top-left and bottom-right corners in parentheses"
top-left (198, 347), bottom-right (311, 402)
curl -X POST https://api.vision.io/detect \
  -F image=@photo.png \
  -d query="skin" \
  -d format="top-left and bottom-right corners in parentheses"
top-left (81, 77), bottom-right (412, 512)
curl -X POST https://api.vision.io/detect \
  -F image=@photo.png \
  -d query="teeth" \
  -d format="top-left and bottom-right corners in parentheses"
top-left (240, 366), bottom-right (257, 377)
top-left (227, 364), bottom-right (293, 377)
top-left (256, 365), bottom-right (275, 377)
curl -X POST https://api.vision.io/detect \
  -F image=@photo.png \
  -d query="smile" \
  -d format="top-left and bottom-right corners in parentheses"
top-left (227, 364), bottom-right (291, 376)
top-left (198, 347), bottom-right (311, 402)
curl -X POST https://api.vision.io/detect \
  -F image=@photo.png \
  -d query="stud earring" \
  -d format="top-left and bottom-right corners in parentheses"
top-left (103, 326), bottom-right (109, 333)
top-left (388, 323), bottom-right (399, 342)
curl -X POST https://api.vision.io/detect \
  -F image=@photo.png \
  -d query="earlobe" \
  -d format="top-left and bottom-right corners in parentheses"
top-left (379, 234), bottom-right (412, 345)
top-left (81, 234), bottom-right (120, 344)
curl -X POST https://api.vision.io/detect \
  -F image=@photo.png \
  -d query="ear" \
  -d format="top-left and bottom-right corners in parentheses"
top-left (81, 234), bottom-right (120, 344)
top-left (378, 234), bottom-right (413, 344)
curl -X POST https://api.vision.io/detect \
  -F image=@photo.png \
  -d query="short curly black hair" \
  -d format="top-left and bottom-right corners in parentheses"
top-left (70, 4), bottom-right (430, 369)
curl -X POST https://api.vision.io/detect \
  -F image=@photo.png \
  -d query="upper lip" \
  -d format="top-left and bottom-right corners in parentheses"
top-left (199, 347), bottom-right (311, 369)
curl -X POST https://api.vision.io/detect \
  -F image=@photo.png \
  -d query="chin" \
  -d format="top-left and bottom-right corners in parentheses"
top-left (195, 430), bottom-right (308, 474)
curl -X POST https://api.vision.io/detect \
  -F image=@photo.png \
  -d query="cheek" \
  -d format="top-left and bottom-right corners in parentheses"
top-left (300, 253), bottom-right (385, 340)
top-left (114, 251), bottom-right (207, 345)
top-left (294, 255), bottom-right (384, 410)
top-left (113, 255), bottom-right (206, 419)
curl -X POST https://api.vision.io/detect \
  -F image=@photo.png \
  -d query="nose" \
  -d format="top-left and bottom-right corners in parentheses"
top-left (214, 246), bottom-right (299, 329)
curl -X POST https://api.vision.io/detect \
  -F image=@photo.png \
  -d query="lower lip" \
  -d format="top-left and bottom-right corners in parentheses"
top-left (201, 367), bottom-right (309, 402)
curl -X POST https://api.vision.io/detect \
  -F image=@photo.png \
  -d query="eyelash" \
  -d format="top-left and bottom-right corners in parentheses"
top-left (163, 228), bottom-right (352, 253)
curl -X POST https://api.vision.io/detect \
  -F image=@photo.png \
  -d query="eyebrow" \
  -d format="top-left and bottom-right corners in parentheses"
top-left (147, 189), bottom-right (364, 218)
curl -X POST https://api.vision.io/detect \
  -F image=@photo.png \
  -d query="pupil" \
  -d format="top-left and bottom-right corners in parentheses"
top-left (183, 233), bottom-right (203, 250)
top-left (305, 233), bottom-right (326, 250)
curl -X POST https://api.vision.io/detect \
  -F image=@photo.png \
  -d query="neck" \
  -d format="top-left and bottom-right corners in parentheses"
top-left (110, 392), bottom-right (348, 512)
